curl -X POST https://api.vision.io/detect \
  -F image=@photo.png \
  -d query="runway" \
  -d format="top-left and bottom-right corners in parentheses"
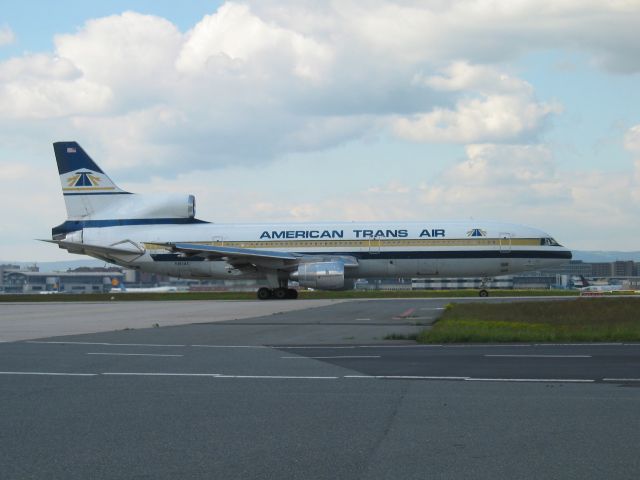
top-left (1, 298), bottom-right (639, 479)
top-left (6, 340), bottom-right (640, 384)
top-left (0, 298), bottom-right (348, 342)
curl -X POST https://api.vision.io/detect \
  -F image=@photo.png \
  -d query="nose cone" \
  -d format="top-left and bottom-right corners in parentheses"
top-left (540, 247), bottom-right (572, 269)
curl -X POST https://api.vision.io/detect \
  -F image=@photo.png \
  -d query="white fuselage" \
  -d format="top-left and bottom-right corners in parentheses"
top-left (75, 220), bottom-right (571, 282)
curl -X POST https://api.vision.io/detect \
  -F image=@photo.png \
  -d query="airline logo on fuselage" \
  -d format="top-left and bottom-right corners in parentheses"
top-left (259, 228), bottom-right (446, 239)
top-left (467, 228), bottom-right (487, 237)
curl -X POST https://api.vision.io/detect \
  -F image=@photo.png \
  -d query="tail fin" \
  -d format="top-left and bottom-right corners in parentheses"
top-left (53, 142), bottom-right (131, 220)
top-left (52, 141), bottom-right (202, 239)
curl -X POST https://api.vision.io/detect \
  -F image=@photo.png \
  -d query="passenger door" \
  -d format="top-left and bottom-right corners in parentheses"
top-left (499, 232), bottom-right (512, 253)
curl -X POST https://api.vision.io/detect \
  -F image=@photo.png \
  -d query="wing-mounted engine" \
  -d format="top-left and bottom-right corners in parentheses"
top-left (163, 244), bottom-right (359, 291)
top-left (290, 261), bottom-right (354, 291)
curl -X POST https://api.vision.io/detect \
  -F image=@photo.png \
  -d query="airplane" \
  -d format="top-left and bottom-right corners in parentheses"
top-left (46, 141), bottom-right (572, 299)
top-left (573, 276), bottom-right (625, 294)
top-left (110, 280), bottom-right (179, 294)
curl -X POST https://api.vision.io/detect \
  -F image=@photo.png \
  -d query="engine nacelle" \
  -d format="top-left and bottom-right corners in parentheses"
top-left (292, 261), bottom-right (353, 290)
top-left (98, 193), bottom-right (196, 220)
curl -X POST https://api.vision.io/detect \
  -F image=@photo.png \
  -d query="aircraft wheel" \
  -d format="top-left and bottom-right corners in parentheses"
top-left (273, 288), bottom-right (289, 300)
top-left (479, 289), bottom-right (489, 297)
top-left (287, 289), bottom-right (298, 299)
top-left (257, 287), bottom-right (272, 300)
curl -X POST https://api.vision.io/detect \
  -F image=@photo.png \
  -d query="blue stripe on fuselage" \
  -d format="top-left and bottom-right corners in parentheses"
top-left (63, 192), bottom-right (133, 196)
top-left (149, 250), bottom-right (572, 261)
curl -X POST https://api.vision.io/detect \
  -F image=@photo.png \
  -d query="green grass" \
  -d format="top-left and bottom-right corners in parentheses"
top-left (295, 289), bottom-right (578, 300)
top-left (419, 298), bottom-right (640, 343)
top-left (0, 289), bottom-right (578, 302)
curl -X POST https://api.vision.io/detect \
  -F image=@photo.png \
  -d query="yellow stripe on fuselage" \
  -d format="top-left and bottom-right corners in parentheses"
top-left (144, 238), bottom-right (542, 250)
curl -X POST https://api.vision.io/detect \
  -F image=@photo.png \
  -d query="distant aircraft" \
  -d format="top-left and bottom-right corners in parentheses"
top-left (46, 142), bottom-right (572, 299)
top-left (574, 276), bottom-right (624, 293)
top-left (110, 281), bottom-right (178, 294)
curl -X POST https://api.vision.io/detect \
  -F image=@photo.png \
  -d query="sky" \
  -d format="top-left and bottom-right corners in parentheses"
top-left (1, 0), bottom-right (639, 261)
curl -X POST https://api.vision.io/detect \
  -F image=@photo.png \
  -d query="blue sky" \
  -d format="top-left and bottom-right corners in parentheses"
top-left (1, 1), bottom-right (222, 58)
top-left (1, 1), bottom-right (639, 261)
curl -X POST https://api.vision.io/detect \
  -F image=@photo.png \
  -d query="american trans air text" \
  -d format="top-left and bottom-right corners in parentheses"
top-left (258, 229), bottom-right (446, 239)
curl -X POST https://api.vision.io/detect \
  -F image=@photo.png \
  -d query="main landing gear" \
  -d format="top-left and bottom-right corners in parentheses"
top-left (478, 277), bottom-right (490, 297)
top-left (257, 287), bottom-right (299, 300)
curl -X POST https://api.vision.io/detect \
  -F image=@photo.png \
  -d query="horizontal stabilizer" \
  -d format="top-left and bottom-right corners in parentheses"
top-left (42, 239), bottom-right (145, 263)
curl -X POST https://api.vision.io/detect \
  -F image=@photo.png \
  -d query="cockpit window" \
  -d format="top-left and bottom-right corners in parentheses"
top-left (540, 237), bottom-right (561, 246)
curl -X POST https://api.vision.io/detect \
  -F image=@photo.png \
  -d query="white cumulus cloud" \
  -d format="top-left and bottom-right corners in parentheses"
top-left (0, 54), bottom-right (112, 119)
top-left (624, 124), bottom-right (640, 194)
top-left (394, 62), bottom-right (562, 143)
top-left (1, 2), bottom-right (637, 174)
top-left (393, 94), bottom-right (561, 144)
top-left (0, 25), bottom-right (14, 46)
top-left (176, 3), bottom-right (332, 82)
top-left (624, 124), bottom-right (640, 153)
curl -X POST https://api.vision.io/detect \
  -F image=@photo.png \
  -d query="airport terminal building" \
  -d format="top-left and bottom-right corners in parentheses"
top-left (1, 270), bottom-right (123, 294)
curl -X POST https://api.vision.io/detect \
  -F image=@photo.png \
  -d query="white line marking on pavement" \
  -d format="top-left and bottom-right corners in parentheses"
top-left (0, 371), bottom-right (96, 376)
top-left (27, 341), bottom-right (185, 347)
top-left (419, 307), bottom-right (445, 310)
top-left (103, 372), bottom-right (220, 377)
top-left (534, 343), bottom-right (624, 346)
top-left (603, 378), bottom-right (640, 382)
top-left (87, 353), bottom-right (183, 357)
top-left (345, 375), bottom-right (469, 380)
top-left (446, 344), bottom-right (531, 348)
top-left (277, 345), bottom-right (439, 349)
top-left (102, 372), bottom-right (337, 379)
top-left (215, 375), bottom-right (338, 379)
top-left (484, 354), bottom-right (592, 358)
top-left (0, 371), bottom-right (602, 383)
top-left (191, 345), bottom-right (269, 349)
top-left (278, 346), bottom-right (358, 349)
top-left (345, 375), bottom-right (595, 383)
top-left (466, 378), bottom-right (594, 383)
top-left (355, 318), bottom-right (371, 321)
top-left (24, 342), bottom-right (640, 351)
top-left (281, 355), bottom-right (381, 359)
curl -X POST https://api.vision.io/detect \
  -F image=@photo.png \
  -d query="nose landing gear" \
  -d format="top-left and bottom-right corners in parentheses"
top-left (478, 277), bottom-right (491, 297)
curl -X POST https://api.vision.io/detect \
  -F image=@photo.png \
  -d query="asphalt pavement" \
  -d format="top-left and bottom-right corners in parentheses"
top-left (1, 298), bottom-right (639, 479)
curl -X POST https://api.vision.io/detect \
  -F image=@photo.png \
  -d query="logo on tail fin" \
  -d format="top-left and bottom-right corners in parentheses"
top-left (62, 169), bottom-right (115, 192)
top-left (66, 171), bottom-right (102, 188)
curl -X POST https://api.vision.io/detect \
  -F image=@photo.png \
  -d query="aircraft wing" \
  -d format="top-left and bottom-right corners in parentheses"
top-left (168, 242), bottom-right (358, 270)
top-left (170, 242), bottom-right (301, 269)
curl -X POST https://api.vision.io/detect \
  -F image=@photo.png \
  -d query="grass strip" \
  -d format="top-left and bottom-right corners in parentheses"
top-left (0, 289), bottom-right (579, 303)
top-left (419, 298), bottom-right (640, 343)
